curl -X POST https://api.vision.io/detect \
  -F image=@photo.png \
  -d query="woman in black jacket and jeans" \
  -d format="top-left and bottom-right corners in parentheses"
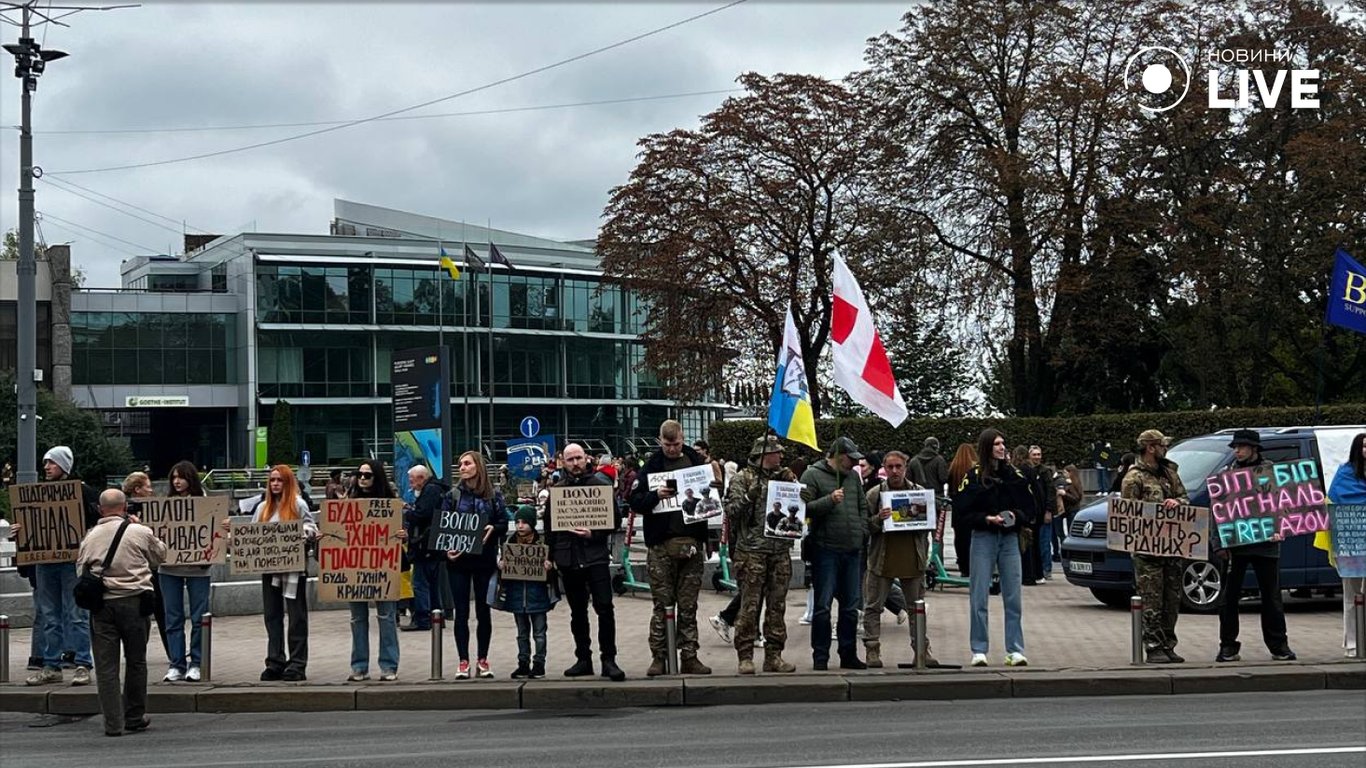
top-left (444, 450), bottom-right (507, 680)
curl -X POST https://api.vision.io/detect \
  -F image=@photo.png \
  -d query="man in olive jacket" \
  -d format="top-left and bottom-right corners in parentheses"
top-left (800, 436), bottom-right (870, 670)
top-left (864, 450), bottom-right (937, 668)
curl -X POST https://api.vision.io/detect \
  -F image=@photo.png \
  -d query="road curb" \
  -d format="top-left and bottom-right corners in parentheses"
top-left (4, 662), bottom-right (1361, 714)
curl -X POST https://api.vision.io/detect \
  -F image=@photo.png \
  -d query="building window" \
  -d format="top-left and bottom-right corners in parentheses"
top-left (71, 311), bottom-right (236, 386)
top-left (258, 264), bottom-right (368, 324)
top-left (258, 330), bottom-right (370, 399)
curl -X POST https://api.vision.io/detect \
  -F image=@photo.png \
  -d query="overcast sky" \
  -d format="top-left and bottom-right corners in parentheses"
top-left (0, 1), bottom-right (909, 287)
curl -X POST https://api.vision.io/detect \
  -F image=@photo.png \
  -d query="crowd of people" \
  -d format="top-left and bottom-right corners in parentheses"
top-left (3, 424), bottom-right (1363, 737)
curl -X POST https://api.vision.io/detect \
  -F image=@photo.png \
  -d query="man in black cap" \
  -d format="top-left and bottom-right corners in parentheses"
top-left (800, 436), bottom-right (871, 670)
top-left (1215, 429), bottom-right (1296, 663)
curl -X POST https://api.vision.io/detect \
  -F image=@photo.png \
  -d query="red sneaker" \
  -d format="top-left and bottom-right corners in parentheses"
top-left (455, 660), bottom-right (470, 680)
top-left (476, 658), bottom-right (493, 679)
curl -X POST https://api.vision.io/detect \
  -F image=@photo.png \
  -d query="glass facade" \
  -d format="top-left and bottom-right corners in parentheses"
top-left (0, 301), bottom-right (52, 388)
top-left (71, 311), bottom-right (237, 385)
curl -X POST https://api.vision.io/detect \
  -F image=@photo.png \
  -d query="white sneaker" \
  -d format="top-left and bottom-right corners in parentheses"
top-left (970, 653), bottom-right (988, 667)
top-left (708, 615), bottom-right (734, 644)
top-left (185, 666), bottom-right (201, 683)
top-left (1005, 652), bottom-right (1029, 667)
top-left (71, 667), bottom-right (91, 686)
top-left (798, 615), bottom-right (813, 626)
top-left (163, 667), bottom-right (184, 683)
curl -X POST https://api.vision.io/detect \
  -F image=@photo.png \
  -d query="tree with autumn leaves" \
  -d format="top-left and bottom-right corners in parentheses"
top-left (601, 0), bottom-right (1366, 418)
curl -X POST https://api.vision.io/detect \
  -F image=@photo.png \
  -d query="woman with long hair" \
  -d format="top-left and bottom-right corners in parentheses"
top-left (157, 461), bottom-right (214, 683)
top-left (1325, 433), bottom-right (1366, 656)
top-left (445, 450), bottom-right (508, 680)
top-left (247, 464), bottom-right (316, 681)
top-left (956, 429), bottom-right (1032, 667)
top-left (345, 459), bottom-right (406, 681)
top-left (947, 443), bottom-right (979, 577)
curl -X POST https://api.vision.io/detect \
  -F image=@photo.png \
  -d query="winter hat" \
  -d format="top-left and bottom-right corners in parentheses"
top-left (515, 505), bottom-right (537, 527)
top-left (43, 446), bottom-right (73, 476)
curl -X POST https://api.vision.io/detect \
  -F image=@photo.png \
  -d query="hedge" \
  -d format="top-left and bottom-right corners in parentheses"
top-left (707, 404), bottom-right (1366, 468)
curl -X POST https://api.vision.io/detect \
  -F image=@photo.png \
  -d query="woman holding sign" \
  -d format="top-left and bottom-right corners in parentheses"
top-left (1323, 433), bottom-right (1366, 656)
top-left (156, 462), bottom-right (214, 683)
top-left (344, 459), bottom-right (406, 681)
top-left (248, 465), bottom-right (317, 682)
top-left (444, 451), bottom-right (508, 680)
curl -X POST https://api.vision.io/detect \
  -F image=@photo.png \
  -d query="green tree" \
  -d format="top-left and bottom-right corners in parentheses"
top-left (267, 399), bottom-right (296, 466)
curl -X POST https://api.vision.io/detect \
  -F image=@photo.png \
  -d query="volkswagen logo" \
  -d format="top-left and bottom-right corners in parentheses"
top-left (1082, 520), bottom-right (1095, 537)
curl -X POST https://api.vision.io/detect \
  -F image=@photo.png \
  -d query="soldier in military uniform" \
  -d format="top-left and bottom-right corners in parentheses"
top-left (1121, 429), bottom-right (1190, 664)
top-left (725, 436), bottom-right (799, 675)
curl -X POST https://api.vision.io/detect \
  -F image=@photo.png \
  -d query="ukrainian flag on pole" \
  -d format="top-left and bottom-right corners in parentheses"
top-left (438, 245), bottom-right (461, 280)
top-left (767, 306), bottom-right (819, 449)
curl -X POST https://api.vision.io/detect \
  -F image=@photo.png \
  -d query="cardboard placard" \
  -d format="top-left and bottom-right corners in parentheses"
top-left (1106, 498), bottom-right (1210, 559)
top-left (500, 542), bottom-right (549, 582)
top-left (428, 504), bottom-right (487, 555)
top-left (1207, 460), bottom-right (1328, 548)
top-left (647, 465), bottom-right (714, 515)
top-left (136, 496), bottom-right (230, 566)
top-left (1329, 504), bottom-right (1366, 578)
top-left (880, 489), bottom-right (937, 533)
top-left (549, 484), bottom-right (614, 531)
top-left (317, 498), bottom-right (405, 603)
top-left (8, 481), bottom-right (85, 566)
top-left (763, 481), bottom-right (806, 540)
top-left (230, 520), bottom-right (305, 575)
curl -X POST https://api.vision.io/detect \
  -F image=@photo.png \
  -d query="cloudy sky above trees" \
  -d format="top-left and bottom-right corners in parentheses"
top-left (0, 1), bottom-right (904, 286)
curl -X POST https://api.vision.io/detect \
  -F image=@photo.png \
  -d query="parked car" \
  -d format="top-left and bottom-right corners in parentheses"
top-left (1061, 427), bottom-right (1340, 612)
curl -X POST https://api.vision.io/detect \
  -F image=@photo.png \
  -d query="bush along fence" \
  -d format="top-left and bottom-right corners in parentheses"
top-left (707, 404), bottom-right (1366, 469)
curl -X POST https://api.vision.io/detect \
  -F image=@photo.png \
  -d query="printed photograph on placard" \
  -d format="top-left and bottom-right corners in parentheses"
top-left (763, 480), bottom-right (806, 539)
top-left (880, 489), bottom-right (936, 532)
top-left (648, 464), bottom-right (715, 515)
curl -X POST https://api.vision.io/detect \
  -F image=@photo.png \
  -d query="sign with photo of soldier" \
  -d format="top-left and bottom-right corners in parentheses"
top-left (229, 520), bottom-right (305, 575)
top-left (648, 464), bottom-right (715, 515)
top-left (7, 481), bottom-right (85, 565)
top-left (500, 542), bottom-right (549, 582)
top-left (763, 481), bottom-right (806, 540)
top-left (880, 489), bottom-right (937, 533)
top-left (1106, 498), bottom-right (1210, 560)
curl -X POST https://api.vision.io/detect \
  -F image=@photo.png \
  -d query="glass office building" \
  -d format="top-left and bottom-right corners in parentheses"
top-left (64, 200), bottom-right (726, 473)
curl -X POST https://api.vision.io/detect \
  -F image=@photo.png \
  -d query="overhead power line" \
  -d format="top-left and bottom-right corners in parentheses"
top-left (37, 210), bottom-right (159, 254)
top-left (34, 88), bottom-right (743, 136)
top-left (46, 0), bottom-right (749, 175)
top-left (38, 175), bottom-right (213, 233)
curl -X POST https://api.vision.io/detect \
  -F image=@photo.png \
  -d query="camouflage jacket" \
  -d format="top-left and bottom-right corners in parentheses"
top-left (1120, 458), bottom-right (1189, 505)
top-left (725, 463), bottom-right (797, 555)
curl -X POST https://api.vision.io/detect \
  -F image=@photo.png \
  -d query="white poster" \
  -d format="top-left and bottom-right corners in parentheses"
top-left (880, 489), bottom-right (937, 533)
top-left (763, 481), bottom-right (806, 540)
top-left (648, 464), bottom-right (716, 515)
top-left (1316, 425), bottom-right (1366, 494)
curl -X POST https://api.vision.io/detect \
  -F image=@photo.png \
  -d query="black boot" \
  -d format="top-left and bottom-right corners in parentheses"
top-left (563, 658), bottom-right (594, 677)
top-left (600, 658), bottom-right (626, 682)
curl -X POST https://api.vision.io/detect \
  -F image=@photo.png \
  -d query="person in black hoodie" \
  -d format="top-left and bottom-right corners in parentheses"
top-left (956, 429), bottom-right (1033, 668)
top-left (401, 464), bottom-right (446, 632)
top-left (545, 442), bottom-right (625, 681)
top-left (629, 419), bottom-right (714, 677)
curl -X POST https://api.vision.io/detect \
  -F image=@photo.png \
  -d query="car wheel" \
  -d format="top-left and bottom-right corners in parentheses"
top-left (1181, 560), bottom-right (1223, 612)
top-left (1090, 588), bottom-right (1131, 609)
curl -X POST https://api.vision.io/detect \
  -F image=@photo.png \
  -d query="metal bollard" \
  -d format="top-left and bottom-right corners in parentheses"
top-left (0, 614), bottom-right (9, 684)
top-left (913, 599), bottom-right (927, 671)
top-left (200, 613), bottom-right (212, 682)
top-left (429, 609), bottom-right (445, 680)
top-left (665, 605), bottom-right (679, 675)
top-left (1356, 595), bottom-right (1365, 661)
top-left (1130, 596), bottom-right (1144, 665)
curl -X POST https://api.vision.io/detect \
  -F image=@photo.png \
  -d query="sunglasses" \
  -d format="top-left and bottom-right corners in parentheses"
top-left (357, 471), bottom-right (374, 478)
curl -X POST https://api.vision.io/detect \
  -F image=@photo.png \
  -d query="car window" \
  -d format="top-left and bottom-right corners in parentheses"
top-left (1166, 439), bottom-right (1230, 491)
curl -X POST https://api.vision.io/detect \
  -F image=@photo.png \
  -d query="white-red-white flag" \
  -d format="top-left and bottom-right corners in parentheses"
top-left (831, 255), bottom-right (907, 427)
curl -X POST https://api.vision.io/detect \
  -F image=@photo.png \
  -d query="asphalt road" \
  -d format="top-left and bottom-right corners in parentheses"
top-left (1, 690), bottom-right (1363, 768)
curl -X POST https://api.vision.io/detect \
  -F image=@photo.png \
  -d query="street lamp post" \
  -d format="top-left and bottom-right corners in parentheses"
top-left (4, 5), bottom-right (67, 483)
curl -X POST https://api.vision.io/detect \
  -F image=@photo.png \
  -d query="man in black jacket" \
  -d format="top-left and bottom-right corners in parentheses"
top-left (546, 442), bottom-right (626, 681)
top-left (629, 419), bottom-right (714, 677)
top-left (402, 464), bottom-right (446, 632)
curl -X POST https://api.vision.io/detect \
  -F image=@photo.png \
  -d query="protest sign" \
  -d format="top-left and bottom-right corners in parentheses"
top-left (880, 489), bottom-right (937, 533)
top-left (501, 542), bottom-right (549, 582)
top-left (317, 498), bottom-right (404, 602)
top-left (549, 484), bottom-right (614, 531)
top-left (647, 465), bottom-right (714, 515)
top-left (428, 503), bottom-right (487, 555)
top-left (763, 481), bottom-right (806, 540)
top-left (1106, 497), bottom-right (1210, 559)
top-left (1329, 504), bottom-right (1366, 578)
top-left (7, 481), bottom-right (85, 565)
top-left (1207, 460), bottom-right (1328, 548)
top-left (137, 496), bottom-right (230, 566)
top-left (230, 520), bottom-right (304, 575)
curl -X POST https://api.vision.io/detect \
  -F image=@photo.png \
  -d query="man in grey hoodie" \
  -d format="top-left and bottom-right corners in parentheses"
top-left (908, 437), bottom-right (950, 497)
top-left (800, 437), bottom-right (870, 670)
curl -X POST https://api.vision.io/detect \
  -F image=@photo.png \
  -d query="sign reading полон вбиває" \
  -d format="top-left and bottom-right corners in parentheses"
top-left (1207, 460), bottom-right (1328, 549)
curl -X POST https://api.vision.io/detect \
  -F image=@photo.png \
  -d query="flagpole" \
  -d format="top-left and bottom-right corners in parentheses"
top-left (487, 219), bottom-right (496, 448)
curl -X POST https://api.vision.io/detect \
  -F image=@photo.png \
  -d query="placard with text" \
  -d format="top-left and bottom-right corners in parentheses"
top-left (318, 498), bottom-right (405, 602)
top-left (1106, 498), bottom-right (1210, 560)
top-left (7, 481), bottom-right (85, 565)
top-left (549, 484), bottom-right (615, 531)
top-left (230, 520), bottom-right (305, 575)
top-left (1207, 460), bottom-right (1327, 548)
top-left (500, 542), bottom-right (549, 582)
top-left (880, 489), bottom-right (937, 533)
top-left (137, 496), bottom-right (230, 566)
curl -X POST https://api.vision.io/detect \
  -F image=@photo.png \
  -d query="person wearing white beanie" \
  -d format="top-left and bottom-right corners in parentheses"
top-left (42, 446), bottom-right (74, 477)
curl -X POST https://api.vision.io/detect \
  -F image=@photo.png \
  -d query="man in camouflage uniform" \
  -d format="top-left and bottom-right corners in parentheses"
top-left (1121, 429), bottom-right (1190, 664)
top-left (725, 435), bottom-right (799, 675)
top-left (863, 450), bottom-right (937, 668)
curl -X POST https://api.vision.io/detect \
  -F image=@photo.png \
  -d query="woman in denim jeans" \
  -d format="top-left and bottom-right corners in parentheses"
top-left (444, 451), bottom-right (508, 680)
top-left (955, 429), bottom-right (1033, 668)
top-left (151, 463), bottom-right (209, 682)
top-left (346, 459), bottom-right (406, 681)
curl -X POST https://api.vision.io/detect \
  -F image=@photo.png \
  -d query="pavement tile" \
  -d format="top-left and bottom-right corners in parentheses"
top-left (0, 687), bottom-right (49, 713)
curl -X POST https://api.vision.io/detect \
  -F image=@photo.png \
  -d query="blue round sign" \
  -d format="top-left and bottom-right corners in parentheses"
top-left (519, 416), bottom-right (540, 439)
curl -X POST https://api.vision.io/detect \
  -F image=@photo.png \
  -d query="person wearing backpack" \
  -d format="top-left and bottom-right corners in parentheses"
top-left (75, 488), bottom-right (167, 736)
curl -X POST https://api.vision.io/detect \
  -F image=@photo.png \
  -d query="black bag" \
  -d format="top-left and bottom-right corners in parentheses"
top-left (72, 520), bottom-right (130, 612)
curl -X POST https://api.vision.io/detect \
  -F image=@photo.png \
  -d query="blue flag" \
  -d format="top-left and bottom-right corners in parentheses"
top-left (1325, 248), bottom-right (1366, 336)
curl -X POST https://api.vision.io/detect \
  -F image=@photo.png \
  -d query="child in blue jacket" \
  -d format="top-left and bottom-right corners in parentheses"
top-left (495, 506), bottom-right (557, 678)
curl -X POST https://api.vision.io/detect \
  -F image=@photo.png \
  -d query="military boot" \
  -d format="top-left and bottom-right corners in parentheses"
top-left (679, 655), bottom-right (712, 675)
top-left (865, 645), bottom-right (883, 669)
top-left (763, 651), bottom-right (796, 673)
top-left (737, 657), bottom-right (756, 675)
top-left (646, 657), bottom-right (667, 677)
